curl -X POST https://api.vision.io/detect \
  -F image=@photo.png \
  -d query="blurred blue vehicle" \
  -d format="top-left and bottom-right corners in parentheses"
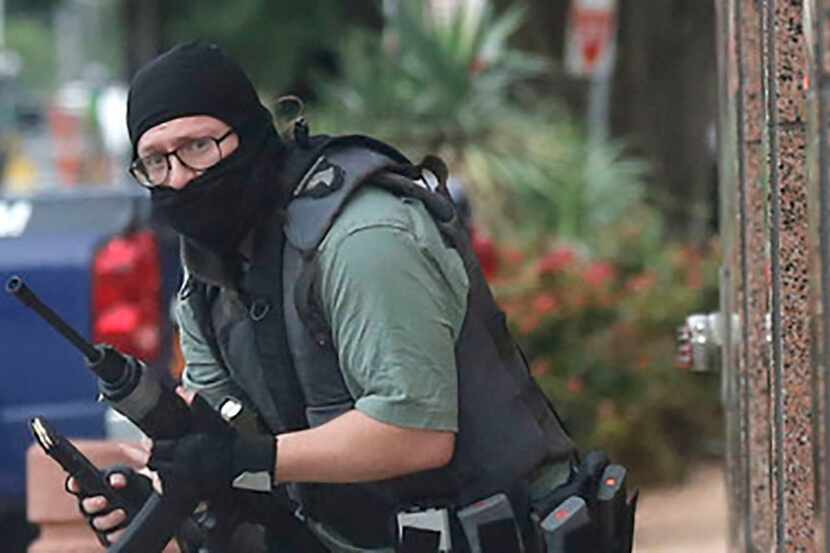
top-left (0, 186), bottom-right (181, 547)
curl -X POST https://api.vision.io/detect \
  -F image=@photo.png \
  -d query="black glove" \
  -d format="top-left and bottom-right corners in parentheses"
top-left (65, 464), bottom-right (153, 547)
top-left (148, 430), bottom-right (277, 501)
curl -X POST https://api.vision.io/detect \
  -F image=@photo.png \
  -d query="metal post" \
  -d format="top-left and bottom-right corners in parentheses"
top-left (0, 0), bottom-right (5, 48)
top-left (587, 70), bottom-right (612, 146)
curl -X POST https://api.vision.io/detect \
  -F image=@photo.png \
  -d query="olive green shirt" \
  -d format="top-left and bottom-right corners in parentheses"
top-left (177, 186), bottom-right (569, 553)
top-left (179, 186), bottom-right (469, 430)
top-left (177, 186), bottom-right (470, 552)
top-left (315, 187), bottom-right (470, 431)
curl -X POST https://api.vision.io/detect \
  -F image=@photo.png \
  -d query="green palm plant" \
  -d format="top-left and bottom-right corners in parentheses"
top-left (463, 116), bottom-right (649, 250)
top-left (313, 1), bottom-right (649, 252)
top-left (313, 1), bottom-right (547, 157)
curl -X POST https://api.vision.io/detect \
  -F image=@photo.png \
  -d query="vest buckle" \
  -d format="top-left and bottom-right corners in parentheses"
top-left (250, 298), bottom-right (271, 321)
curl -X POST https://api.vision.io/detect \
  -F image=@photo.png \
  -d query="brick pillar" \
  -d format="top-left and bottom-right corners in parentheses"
top-left (26, 440), bottom-right (178, 553)
top-left (717, 0), bottom-right (824, 551)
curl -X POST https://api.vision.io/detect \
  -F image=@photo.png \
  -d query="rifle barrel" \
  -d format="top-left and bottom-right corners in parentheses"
top-left (6, 276), bottom-right (102, 363)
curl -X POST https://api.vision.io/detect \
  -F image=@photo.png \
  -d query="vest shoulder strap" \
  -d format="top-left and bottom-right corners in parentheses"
top-left (285, 140), bottom-right (460, 347)
top-left (284, 135), bottom-right (417, 253)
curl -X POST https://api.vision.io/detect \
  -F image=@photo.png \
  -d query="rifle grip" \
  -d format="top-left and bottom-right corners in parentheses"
top-left (107, 490), bottom-right (199, 553)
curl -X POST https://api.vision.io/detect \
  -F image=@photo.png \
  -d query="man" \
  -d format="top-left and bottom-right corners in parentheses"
top-left (68, 41), bottom-right (577, 553)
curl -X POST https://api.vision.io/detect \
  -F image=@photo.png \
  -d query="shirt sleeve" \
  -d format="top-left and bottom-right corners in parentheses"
top-left (175, 289), bottom-right (248, 409)
top-left (317, 205), bottom-right (469, 432)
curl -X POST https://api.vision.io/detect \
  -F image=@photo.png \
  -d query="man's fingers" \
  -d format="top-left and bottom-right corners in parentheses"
top-left (107, 529), bottom-right (126, 543)
top-left (175, 386), bottom-right (196, 405)
top-left (119, 443), bottom-right (150, 466)
top-left (109, 472), bottom-right (128, 488)
top-left (138, 467), bottom-right (163, 494)
top-left (91, 509), bottom-right (127, 532)
top-left (67, 477), bottom-right (80, 493)
top-left (81, 495), bottom-right (110, 514)
top-left (69, 471), bottom-right (128, 497)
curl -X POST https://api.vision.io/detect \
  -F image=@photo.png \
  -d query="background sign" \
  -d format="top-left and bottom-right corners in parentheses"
top-left (564, 0), bottom-right (618, 78)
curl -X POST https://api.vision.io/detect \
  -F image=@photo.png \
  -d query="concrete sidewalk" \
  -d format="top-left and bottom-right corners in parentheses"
top-left (634, 463), bottom-right (727, 553)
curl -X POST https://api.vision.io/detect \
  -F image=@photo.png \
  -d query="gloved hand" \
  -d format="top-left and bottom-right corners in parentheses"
top-left (148, 430), bottom-right (277, 500)
top-left (65, 465), bottom-right (153, 547)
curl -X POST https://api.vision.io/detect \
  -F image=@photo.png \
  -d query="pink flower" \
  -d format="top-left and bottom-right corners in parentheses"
top-left (538, 246), bottom-right (577, 275)
top-left (503, 247), bottom-right (525, 265)
top-left (532, 293), bottom-right (560, 315)
top-left (518, 315), bottom-right (541, 334)
top-left (569, 293), bottom-right (587, 310)
top-left (625, 271), bottom-right (657, 293)
top-left (531, 359), bottom-right (552, 377)
top-left (583, 261), bottom-right (616, 287)
top-left (567, 375), bottom-right (584, 394)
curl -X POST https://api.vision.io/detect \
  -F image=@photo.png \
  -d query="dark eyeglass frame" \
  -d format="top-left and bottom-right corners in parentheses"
top-left (129, 129), bottom-right (235, 188)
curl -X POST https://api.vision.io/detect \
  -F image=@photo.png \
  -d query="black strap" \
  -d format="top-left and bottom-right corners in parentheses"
top-left (241, 216), bottom-right (309, 432)
top-left (293, 255), bottom-right (332, 348)
top-left (294, 164), bottom-right (458, 344)
top-left (372, 171), bottom-right (455, 223)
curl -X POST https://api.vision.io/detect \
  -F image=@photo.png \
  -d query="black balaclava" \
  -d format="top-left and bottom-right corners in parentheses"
top-left (127, 41), bottom-right (287, 254)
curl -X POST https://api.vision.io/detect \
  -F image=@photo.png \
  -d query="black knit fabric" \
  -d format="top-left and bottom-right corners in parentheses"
top-left (127, 40), bottom-right (271, 153)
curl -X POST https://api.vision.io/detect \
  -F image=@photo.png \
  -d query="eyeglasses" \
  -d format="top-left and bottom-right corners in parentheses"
top-left (129, 130), bottom-right (235, 188)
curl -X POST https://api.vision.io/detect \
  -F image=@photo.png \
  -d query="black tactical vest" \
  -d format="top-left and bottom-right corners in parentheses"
top-left (180, 137), bottom-right (575, 548)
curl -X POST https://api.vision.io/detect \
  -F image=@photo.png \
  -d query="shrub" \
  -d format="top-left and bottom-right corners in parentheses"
top-left (490, 208), bottom-right (722, 485)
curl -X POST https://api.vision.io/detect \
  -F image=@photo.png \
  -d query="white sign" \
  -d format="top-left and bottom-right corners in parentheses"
top-left (0, 201), bottom-right (33, 238)
top-left (564, 0), bottom-right (618, 78)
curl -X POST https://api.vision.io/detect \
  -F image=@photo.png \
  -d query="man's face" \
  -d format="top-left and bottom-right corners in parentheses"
top-left (136, 115), bottom-right (240, 189)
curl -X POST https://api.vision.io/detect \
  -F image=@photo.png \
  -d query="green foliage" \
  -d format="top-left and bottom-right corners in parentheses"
top-left (6, 0), bottom-right (60, 17)
top-left (5, 15), bottom-right (56, 94)
top-left (312, 3), bottom-right (646, 250)
top-left (311, 1), bottom-right (548, 155)
top-left (463, 120), bottom-right (649, 249)
top-left (161, 0), bottom-right (347, 95)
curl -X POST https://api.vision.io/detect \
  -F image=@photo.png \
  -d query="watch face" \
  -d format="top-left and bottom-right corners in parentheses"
top-left (220, 398), bottom-right (244, 421)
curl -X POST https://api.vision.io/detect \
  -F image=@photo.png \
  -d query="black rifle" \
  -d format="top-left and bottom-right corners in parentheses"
top-left (29, 416), bottom-right (207, 551)
top-left (8, 276), bottom-right (328, 553)
top-left (30, 416), bottom-right (143, 548)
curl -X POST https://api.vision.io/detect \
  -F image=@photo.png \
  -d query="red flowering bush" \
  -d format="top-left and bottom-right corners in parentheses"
top-left (489, 209), bottom-right (722, 485)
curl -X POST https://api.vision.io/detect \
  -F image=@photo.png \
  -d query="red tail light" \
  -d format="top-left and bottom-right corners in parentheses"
top-left (92, 230), bottom-right (162, 362)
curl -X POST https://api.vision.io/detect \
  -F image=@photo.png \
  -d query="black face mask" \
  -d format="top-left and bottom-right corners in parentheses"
top-left (150, 124), bottom-right (286, 254)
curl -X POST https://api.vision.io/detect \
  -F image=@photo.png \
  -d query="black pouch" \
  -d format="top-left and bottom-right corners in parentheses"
top-left (532, 451), bottom-right (609, 519)
top-left (530, 451), bottom-right (637, 553)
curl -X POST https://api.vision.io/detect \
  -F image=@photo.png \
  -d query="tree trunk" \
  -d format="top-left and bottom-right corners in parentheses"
top-left (121, 0), bottom-right (162, 80)
top-left (612, 0), bottom-right (718, 240)
top-left (494, 0), bottom-right (718, 240)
